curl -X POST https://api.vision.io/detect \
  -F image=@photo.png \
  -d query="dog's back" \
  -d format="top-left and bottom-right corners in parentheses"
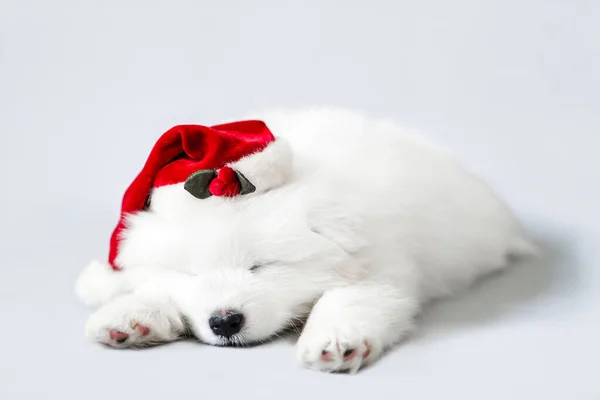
top-left (253, 107), bottom-right (536, 301)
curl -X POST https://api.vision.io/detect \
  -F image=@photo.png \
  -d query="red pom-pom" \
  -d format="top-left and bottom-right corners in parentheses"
top-left (209, 166), bottom-right (241, 197)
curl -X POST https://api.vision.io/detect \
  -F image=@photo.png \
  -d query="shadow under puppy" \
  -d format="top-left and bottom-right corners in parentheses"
top-left (75, 107), bottom-right (537, 374)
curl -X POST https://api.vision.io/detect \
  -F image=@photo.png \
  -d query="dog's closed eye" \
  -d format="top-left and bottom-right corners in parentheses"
top-left (249, 264), bottom-right (262, 272)
top-left (249, 261), bottom-right (276, 272)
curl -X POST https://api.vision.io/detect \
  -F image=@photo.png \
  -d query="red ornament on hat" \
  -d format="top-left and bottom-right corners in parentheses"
top-left (208, 166), bottom-right (242, 197)
top-left (108, 120), bottom-right (275, 270)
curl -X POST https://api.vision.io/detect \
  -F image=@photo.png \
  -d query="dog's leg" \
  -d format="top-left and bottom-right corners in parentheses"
top-left (84, 275), bottom-right (189, 348)
top-left (296, 282), bottom-right (419, 373)
top-left (228, 138), bottom-right (292, 194)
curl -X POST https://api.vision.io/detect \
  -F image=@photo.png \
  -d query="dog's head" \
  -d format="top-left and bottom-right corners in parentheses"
top-left (121, 184), bottom-right (364, 346)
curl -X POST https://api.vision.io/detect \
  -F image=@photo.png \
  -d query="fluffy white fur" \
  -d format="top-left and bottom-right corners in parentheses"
top-left (75, 107), bottom-right (535, 373)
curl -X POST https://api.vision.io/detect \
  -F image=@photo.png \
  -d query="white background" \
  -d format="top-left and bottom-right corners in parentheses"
top-left (1, 1), bottom-right (598, 399)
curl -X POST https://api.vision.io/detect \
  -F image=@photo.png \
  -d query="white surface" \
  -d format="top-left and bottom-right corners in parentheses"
top-left (0, 1), bottom-right (598, 399)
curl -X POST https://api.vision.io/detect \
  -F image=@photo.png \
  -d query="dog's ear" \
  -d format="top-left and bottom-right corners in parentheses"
top-left (307, 200), bottom-right (367, 255)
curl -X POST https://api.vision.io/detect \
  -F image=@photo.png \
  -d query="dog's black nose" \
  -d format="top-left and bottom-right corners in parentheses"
top-left (209, 310), bottom-right (244, 338)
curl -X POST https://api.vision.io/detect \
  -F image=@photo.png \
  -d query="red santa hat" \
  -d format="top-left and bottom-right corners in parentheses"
top-left (108, 120), bottom-right (275, 270)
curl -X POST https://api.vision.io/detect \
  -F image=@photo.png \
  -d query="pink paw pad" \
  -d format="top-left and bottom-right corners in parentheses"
top-left (133, 323), bottom-right (150, 336)
top-left (321, 350), bottom-right (335, 362)
top-left (362, 341), bottom-right (371, 359)
top-left (343, 349), bottom-right (357, 362)
top-left (109, 330), bottom-right (128, 343)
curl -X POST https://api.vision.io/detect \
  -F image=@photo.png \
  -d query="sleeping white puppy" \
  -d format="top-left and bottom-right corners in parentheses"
top-left (75, 107), bottom-right (535, 373)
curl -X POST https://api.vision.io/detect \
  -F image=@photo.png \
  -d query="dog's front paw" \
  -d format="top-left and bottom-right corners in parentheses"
top-left (296, 326), bottom-right (379, 374)
top-left (85, 294), bottom-right (184, 348)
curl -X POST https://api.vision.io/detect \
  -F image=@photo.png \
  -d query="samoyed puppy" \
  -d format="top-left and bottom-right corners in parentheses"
top-left (75, 107), bottom-right (535, 373)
